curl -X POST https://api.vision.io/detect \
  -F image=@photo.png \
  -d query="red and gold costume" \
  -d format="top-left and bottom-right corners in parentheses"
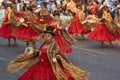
top-left (14, 12), bottom-right (26, 18)
top-left (18, 47), bottom-right (57, 80)
top-left (68, 13), bottom-right (86, 35)
top-left (50, 18), bottom-right (76, 53)
top-left (88, 19), bottom-right (117, 42)
top-left (7, 41), bottom-right (88, 80)
top-left (36, 6), bottom-right (53, 25)
top-left (53, 24), bottom-right (72, 53)
top-left (88, 12), bottom-right (119, 42)
top-left (0, 7), bottom-right (14, 39)
top-left (12, 3), bottom-right (26, 18)
top-left (12, 13), bottom-right (39, 41)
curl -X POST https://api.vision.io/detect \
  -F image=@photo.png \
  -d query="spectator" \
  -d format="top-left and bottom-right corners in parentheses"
top-left (47, 1), bottom-right (57, 13)
top-left (37, 0), bottom-right (43, 7)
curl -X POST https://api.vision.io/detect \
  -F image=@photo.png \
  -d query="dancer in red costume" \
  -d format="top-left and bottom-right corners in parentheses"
top-left (68, 13), bottom-right (84, 38)
top-left (50, 11), bottom-right (76, 54)
top-left (68, 7), bottom-right (89, 39)
top-left (0, 5), bottom-right (17, 45)
top-left (7, 26), bottom-right (89, 80)
top-left (36, 4), bottom-right (53, 25)
top-left (12, 7), bottom-right (39, 49)
top-left (88, 8), bottom-right (119, 47)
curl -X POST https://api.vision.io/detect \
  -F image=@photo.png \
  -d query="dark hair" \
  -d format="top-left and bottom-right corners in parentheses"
top-left (2, 2), bottom-right (8, 9)
top-left (87, 9), bottom-right (92, 15)
top-left (42, 4), bottom-right (47, 8)
top-left (93, 0), bottom-right (99, 4)
top-left (96, 12), bottom-right (102, 18)
top-left (102, 6), bottom-right (110, 13)
top-left (27, 6), bottom-right (33, 12)
top-left (7, 4), bottom-right (12, 9)
top-left (53, 10), bottom-right (60, 17)
top-left (18, 0), bottom-right (21, 3)
top-left (101, 0), bottom-right (105, 4)
top-left (11, 0), bottom-right (16, 4)
top-left (23, 3), bottom-right (27, 11)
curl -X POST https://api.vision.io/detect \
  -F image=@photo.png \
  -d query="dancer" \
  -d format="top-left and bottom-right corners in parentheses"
top-left (0, 5), bottom-right (17, 45)
top-left (12, 7), bottom-right (39, 49)
top-left (50, 11), bottom-right (76, 54)
top-left (68, 7), bottom-right (86, 39)
top-left (36, 4), bottom-right (53, 26)
top-left (88, 8), bottom-right (119, 47)
top-left (7, 26), bottom-right (89, 80)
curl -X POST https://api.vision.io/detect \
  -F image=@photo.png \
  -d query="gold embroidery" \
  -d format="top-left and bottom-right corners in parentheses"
top-left (7, 40), bottom-right (88, 80)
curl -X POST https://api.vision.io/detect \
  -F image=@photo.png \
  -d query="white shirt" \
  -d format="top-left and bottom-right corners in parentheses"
top-left (56, 0), bottom-right (60, 5)
top-left (47, 3), bottom-right (57, 12)
top-left (43, 0), bottom-right (49, 3)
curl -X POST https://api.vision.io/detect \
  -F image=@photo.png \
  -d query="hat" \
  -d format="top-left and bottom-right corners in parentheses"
top-left (44, 26), bottom-right (55, 36)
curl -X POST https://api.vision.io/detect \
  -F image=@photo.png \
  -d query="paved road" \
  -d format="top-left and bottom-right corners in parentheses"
top-left (0, 37), bottom-right (120, 80)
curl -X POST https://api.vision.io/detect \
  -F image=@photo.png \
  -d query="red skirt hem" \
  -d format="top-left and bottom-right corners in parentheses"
top-left (68, 20), bottom-right (85, 34)
top-left (88, 23), bottom-right (117, 42)
top-left (0, 24), bottom-right (12, 39)
top-left (12, 26), bottom-right (38, 40)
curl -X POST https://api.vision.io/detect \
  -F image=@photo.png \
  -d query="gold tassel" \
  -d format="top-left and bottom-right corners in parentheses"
top-left (58, 55), bottom-right (89, 80)
top-left (7, 47), bottom-right (38, 73)
top-left (106, 22), bottom-right (120, 34)
top-left (47, 41), bottom-right (68, 80)
top-left (58, 29), bottom-right (76, 45)
top-left (7, 61), bottom-right (28, 73)
top-left (23, 57), bottom-right (39, 69)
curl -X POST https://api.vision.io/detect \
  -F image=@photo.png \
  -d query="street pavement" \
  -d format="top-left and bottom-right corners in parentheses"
top-left (0, 37), bottom-right (120, 80)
